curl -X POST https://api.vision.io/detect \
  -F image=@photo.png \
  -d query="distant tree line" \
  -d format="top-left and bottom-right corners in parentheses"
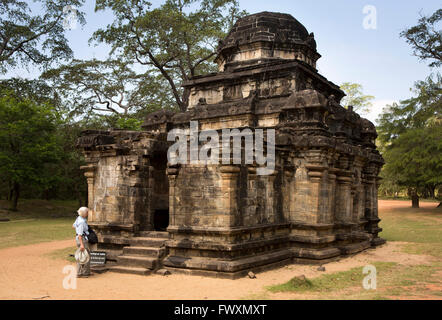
top-left (377, 9), bottom-right (442, 208)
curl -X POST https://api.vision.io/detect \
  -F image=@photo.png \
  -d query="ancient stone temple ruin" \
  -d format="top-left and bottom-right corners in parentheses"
top-left (77, 12), bottom-right (385, 278)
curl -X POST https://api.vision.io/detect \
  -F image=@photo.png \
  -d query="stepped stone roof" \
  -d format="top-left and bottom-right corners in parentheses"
top-left (218, 11), bottom-right (318, 54)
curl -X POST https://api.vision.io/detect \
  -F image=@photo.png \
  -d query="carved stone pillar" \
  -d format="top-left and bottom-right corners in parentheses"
top-left (335, 155), bottom-right (353, 223)
top-left (352, 158), bottom-right (365, 228)
top-left (80, 164), bottom-right (97, 221)
top-left (244, 166), bottom-right (258, 226)
top-left (282, 161), bottom-right (295, 223)
top-left (304, 149), bottom-right (330, 224)
top-left (166, 165), bottom-right (179, 228)
top-left (327, 168), bottom-right (338, 224)
top-left (363, 162), bottom-right (385, 246)
top-left (259, 170), bottom-right (277, 224)
top-left (219, 165), bottom-right (241, 227)
top-left (305, 165), bottom-right (327, 222)
top-left (335, 173), bottom-right (352, 222)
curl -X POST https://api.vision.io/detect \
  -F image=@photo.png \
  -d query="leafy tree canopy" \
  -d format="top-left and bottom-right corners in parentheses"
top-left (91, 0), bottom-right (246, 111)
top-left (41, 59), bottom-right (174, 119)
top-left (339, 82), bottom-right (375, 114)
top-left (0, 77), bottom-right (61, 109)
top-left (0, 0), bottom-right (85, 74)
top-left (377, 74), bottom-right (442, 148)
top-left (377, 74), bottom-right (442, 203)
top-left (400, 9), bottom-right (442, 68)
top-left (0, 95), bottom-right (62, 210)
top-left (382, 125), bottom-right (442, 195)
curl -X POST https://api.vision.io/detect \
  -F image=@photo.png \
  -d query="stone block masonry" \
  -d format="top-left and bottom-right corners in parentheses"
top-left (77, 11), bottom-right (385, 278)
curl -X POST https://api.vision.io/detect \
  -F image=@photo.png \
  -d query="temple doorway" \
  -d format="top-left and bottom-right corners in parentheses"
top-left (150, 151), bottom-right (169, 231)
top-left (153, 209), bottom-right (169, 231)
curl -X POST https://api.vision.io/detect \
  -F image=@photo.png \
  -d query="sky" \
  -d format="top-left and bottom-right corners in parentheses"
top-left (6, 0), bottom-right (441, 123)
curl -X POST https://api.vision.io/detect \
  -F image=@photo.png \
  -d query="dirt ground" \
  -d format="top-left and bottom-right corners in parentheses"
top-left (0, 200), bottom-right (440, 300)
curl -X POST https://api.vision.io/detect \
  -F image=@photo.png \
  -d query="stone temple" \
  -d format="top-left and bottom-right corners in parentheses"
top-left (77, 12), bottom-right (385, 278)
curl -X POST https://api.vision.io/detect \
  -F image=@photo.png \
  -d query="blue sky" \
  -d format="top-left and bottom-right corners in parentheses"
top-left (7, 0), bottom-right (441, 123)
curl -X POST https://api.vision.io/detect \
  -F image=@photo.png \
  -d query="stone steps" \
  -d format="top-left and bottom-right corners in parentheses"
top-left (108, 266), bottom-right (152, 276)
top-left (138, 231), bottom-right (169, 239)
top-left (129, 237), bottom-right (167, 247)
top-left (117, 255), bottom-right (159, 269)
top-left (109, 234), bottom-right (169, 276)
top-left (123, 246), bottom-right (166, 257)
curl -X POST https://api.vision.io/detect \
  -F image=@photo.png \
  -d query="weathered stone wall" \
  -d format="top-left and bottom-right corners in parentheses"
top-left (77, 11), bottom-right (385, 278)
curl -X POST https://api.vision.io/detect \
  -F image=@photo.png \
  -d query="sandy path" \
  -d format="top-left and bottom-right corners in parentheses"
top-left (0, 240), bottom-right (434, 300)
top-left (0, 200), bottom-right (439, 300)
top-left (377, 200), bottom-right (439, 211)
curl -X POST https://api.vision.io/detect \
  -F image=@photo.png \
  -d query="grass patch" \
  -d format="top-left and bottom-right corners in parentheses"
top-left (266, 262), bottom-right (441, 299)
top-left (0, 199), bottom-right (78, 249)
top-left (388, 264), bottom-right (441, 286)
top-left (379, 205), bottom-right (442, 243)
top-left (0, 199), bottom-right (78, 220)
top-left (0, 218), bottom-right (74, 249)
top-left (267, 262), bottom-right (397, 293)
top-left (46, 246), bottom-right (77, 263)
top-left (402, 242), bottom-right (442, 259)
top-left (380, 217), bottom-right (442, 243)
top-left (267, 275), bottom-right (313, 293)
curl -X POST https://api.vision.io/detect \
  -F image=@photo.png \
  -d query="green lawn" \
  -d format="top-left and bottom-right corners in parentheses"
top-left (379, 205), bottom-right (442, 244)
top-left (0, 199), bottom-right (77, 249)
top-left (262, 201), bottom-right (442, 299)
top-left (267, 262), bottom-right (397, 294)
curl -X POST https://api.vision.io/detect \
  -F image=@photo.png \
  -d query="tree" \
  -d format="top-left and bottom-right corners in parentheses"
top-left (0, 77), bottom-right (61, 108)
top-left (377, 8), bottom-right (442, 207)
top-left (381, 126), bottom-right (442, 208)
top-left (0, 95), bottom-right (61, 210)
top-left (41, 59), bottom-right (174, 120)
top-left (44, 119), bottom-right (87, 205)
top-left (400, 9), bottom-right (442, 68)
top-left (339, 82), bottom-right (375, 114)
top-left (377, 74), bottom-right (441, 146)
top-left (0, 0), bottom-right (85, 73)
top-left (91, 0), bottom-right (246, 112)
top-left (377, 74), bottom-right (442, 207)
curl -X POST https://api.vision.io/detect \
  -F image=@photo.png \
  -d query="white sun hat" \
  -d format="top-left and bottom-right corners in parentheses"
top-left (75, 248), bottom-right (90, 265)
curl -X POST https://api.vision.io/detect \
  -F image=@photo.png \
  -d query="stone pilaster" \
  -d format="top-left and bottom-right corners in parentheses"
top-left (363, 162), bottom-right (385, 246)
top-left (327, 168), bottom-right (338, 224)
top-left (258, 170), bottom-right (277, 224)
top-left (219, 165), bottom-right (241, 227)
top-left (166, 165), bottom-right (179, 229)
top-left (244, 166), bottom-right (258, 226)
top-left (335, 155), bottom-right (353, 224)
top-left (282, 161), bottom-right (296, 223)
top-left (80, 163), bottom-right (98, 221)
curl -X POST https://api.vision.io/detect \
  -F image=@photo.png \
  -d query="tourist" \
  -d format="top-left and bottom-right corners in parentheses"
top-left (73, 207), bottom-right (91, 278)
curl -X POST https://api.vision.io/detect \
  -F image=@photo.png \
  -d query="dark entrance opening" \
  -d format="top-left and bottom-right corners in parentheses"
top-left (149, 150), bottom-right (169, 231)
top-left (154, 209), bottom-right (169, 231)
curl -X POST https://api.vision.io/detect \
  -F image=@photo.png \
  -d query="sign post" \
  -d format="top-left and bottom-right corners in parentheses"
top-left (90, 251), bottom-right (106, 265)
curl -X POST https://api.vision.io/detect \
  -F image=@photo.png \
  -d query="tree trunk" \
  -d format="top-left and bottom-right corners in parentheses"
top-left (428, 185), bottom-right (436, 199)
top-left (8, 185), bottom-right (13, 201)
top-left (181, 87), bottom-right (190, 112)
top-left (9, 183), bottom-right (20, 211)
top-left (411, 189), bottom-right (419, 208)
